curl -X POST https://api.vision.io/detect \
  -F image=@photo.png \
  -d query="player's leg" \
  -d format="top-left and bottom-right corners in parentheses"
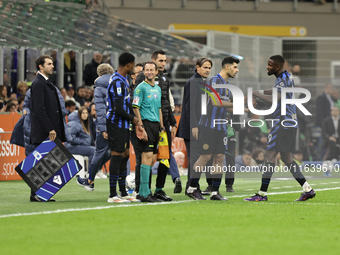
top-left (139, 121), bottom-right (161, 202)
top-left (244, 150), bottom-right (277, 201)
top-left (281, 151), bottom-right (315, 201)
top-left (210, 153), bottom-right (228, 201)
top-left (225, 136), bottom-right (236, 192)
top-left (107, 121), bottom-right (130, 203)
top-left (140, 151), bottom-right (156, 202)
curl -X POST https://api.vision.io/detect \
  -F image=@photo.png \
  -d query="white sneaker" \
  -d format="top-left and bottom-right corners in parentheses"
top-left (95, 171), bottom-right (108, 179)
top-left (107, 196), bottom-right (131, 203)
top-left (122, 195), bottom-right (141, 203)
top-left (132, 191), bottom-right (139, 198)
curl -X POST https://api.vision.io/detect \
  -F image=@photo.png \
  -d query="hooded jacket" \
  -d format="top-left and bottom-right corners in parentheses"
top-left (94, 74), bottom-right (111, 133)
top-left (65, 111), bottom-right (91, 148)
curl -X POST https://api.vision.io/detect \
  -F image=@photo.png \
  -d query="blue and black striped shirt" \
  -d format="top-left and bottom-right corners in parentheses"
top-left (273, 70), bottom-right (298, 129)
top-left (106, 71), bottom-right (131, 129)
top-left (199, 73), bottom-right (231, 131)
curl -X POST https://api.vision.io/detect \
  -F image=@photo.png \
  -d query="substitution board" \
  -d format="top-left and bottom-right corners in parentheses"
top-left (15, 138), bottom-right (82, 201)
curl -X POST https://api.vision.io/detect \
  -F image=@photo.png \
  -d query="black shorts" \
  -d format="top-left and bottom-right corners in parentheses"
top-left (267, 126), bottom-right (297, 152)
top-left (197, 126), bottom-right (227, 154)
top-left (106, 119), bottom-right (130, 152)
top-left (139, 120), bottom-right (160, 154)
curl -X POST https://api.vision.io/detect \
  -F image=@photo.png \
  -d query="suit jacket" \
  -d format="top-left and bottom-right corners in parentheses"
top-left (322, 116), bottom-right (340, 147)
top-left (177, 72), bottom-right (205, 140)
top-left (316, 93), bottom-right (331, 127)
top-left (30, 73), bottom-right (66, 144)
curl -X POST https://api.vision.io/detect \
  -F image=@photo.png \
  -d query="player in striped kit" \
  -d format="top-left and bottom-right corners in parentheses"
top-left (244, 55), bottom-right (315, 202)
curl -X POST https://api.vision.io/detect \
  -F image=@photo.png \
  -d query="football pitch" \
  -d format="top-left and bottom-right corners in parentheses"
top-left (1, 174), bottom-right (340, 255)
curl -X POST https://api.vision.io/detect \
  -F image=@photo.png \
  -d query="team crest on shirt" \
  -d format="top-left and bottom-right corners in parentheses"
top-left (135, 89), bottom-right (140, 94)
top-left (162, 76), bottom-right (166, 81)
top-left (154, 94), bottom-right (157, 98)
top-left (203, 144), bottom-right (209, 150)
top-left (117, 87), bottom-right (122, 95)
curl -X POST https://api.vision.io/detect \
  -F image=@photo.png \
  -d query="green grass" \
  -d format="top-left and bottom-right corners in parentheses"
top-left (1, 175), bottom-right (340, 255)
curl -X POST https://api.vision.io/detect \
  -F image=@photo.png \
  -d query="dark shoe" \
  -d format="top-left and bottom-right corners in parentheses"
top-left (154, 190), bottom-right (173, 201)
top-left (295, 189), bottom-right (316, 201)
top-left (226, 185), bottom-right (235, 193)
top-left (187, 189), bottom-right (206, 200)
top-left (210, 191), bottom-right (229, 201)
top-left (174, 177), bottom-right (182, 193)
top-left (30, 195), bottom-right (56, 202)
top-left (243, 193), bottom-right (268, 201)
top-left (140, 194), bottom-right (156, 203)
top-left (76, 177), bottom-right (94, 191)
top-left (201, 185), bottom-right (213, 196)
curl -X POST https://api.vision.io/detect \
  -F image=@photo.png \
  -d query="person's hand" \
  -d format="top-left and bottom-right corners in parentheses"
top-left (260, 137), bottom-right (267, 144)
top-left (102, 132), bottom-right (108, 139)
top-left (136, 125), bottom-right (148, 141)
top-left (0, 105), bottom-right (6, 112)
top-left (252, 96), bottom-right (257, 107)
top-left (23, 110), bottom-right (27, 115)
top-left (132, 117), bottom-right (139, 125)
top-left (11, 93), bottom-right (17, 99)
top-left (244, 108), bottom-right (250, 113)
top-left (49, 130), bottom-right (57, 141)
top-left (192, 127), bottom-right (198, 140)
top-left (171, 126), bottom-right (177, 141)
top-left (329, 137), bottom-right (337, 142)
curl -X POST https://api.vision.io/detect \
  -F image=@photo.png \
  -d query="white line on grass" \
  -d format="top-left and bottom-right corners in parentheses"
top-left (0, 200), bottom-right (193, 219)
top-left (1, 187), bottom-right (339, 219)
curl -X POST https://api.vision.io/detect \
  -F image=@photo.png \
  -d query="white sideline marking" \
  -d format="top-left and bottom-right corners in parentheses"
top-left (1, 187), bottom-right (340, 219)
top-left (0, 200), bottom-right (193, 219)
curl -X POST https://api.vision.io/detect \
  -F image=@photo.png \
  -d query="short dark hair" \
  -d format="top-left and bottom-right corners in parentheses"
top-left (35, 55), bottom-right (53, 70)
top-left (77, 86), bottom-right (85, 92)
top-left (119, 52), bottom-right (135, 67)
top-left (269, 55), bottom-right (285, 67)
top-left (136, 63), bottom-right (143, 68)
top-left (151, 50), bottom-right (165, 60)
top-left (17, 96), bottom-right (25, 105)
top-left (65, 100), bottom-right (76, 108)
top-left (222, 56), bottom-right (240, 67)
top-left (144, 61), bottom-right (157, 71)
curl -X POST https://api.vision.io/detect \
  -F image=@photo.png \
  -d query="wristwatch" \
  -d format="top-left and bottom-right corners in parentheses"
top-left (160, 126), bottom-right (165, 131)
top-left (172, 123), bottom-right (177, 128)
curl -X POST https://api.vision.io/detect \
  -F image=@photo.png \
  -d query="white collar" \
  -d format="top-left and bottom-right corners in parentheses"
top-left (38, 71), bottom-right (49, 81)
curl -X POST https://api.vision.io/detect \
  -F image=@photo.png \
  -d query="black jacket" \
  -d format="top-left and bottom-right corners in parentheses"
top-left (135, 71), bottom-right (176, 126)
top-left (315, 93), bottom-right (332, 127)
top-left (322, 116), bottom-right (340, 147)
top-left (177, 72), bottom-right (206, 140)
top-left (30, 73), bottom-right (66, 144)
top-left (83, 59), bottom-right (102, 86)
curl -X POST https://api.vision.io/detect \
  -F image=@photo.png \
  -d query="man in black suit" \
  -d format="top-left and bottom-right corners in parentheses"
top-left (30, 55), bottom-right (66, 202)
top-left (315, 83), bottom-right (333, 127)
top-left (322, 107), bottom-right (340, 161)
top-left (177, 57), bottom-right (213, 199)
